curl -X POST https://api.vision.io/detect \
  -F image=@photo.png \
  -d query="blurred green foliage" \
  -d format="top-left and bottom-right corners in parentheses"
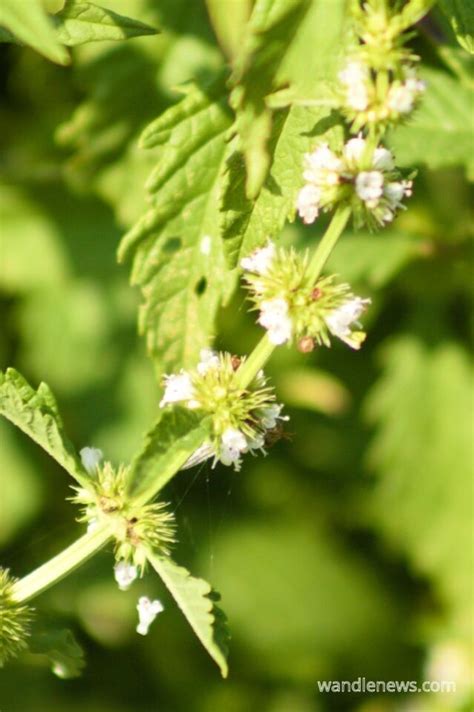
top-left (0, 1), bottom-right (472, 711)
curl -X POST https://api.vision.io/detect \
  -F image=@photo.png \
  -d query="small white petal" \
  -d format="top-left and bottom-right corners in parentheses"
top-left (373, 147), bottom-right (394, 171)
top-left (160, 372), bottom-right (195, 407)
top-left (136, 596), bottom-right (164, 636)
top-left (325, 297), bottom-right (371, 349)
top-left (196, 348), bottom-right (220, 375)
top-left (240, 241), bottom-right (276, 275)
top-left (344, 136), bottom-right (367, 164)
top-left (114, 561), bottom-right (138, 591)
top-left (258, 298), bottom-right (293, 345)
top-left (219, 427), bottom-right (248, 470)
top-left (80, 446), bottom-right (103, 474)
top-left (355, 171), bottom-right (384, 204)
top-left (296, 184), bottom-right (321, 224)
top-left (260, 403), bottom-right (289, 430)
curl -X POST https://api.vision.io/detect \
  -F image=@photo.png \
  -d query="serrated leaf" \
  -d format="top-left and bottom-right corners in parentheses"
top-left (53, 0), bottom-right (158, 46)
top-left (220, 104), bottom-right (344, 267)
top-left (228, 0), bottom-right (348, 197)
top-left (118, 76), bottom-right (235, 381)
top-left (229, 0), bottom-right (308, 198)
top-left (148, 552), bottom-right (229, 677)
top-left (0, 0), bottom-right (69, 64)
top-left (127, 408), bottom-right (211, 503)
top-left (0, 369), bottom-right (89, 488)
top-left (29, 619), bottom-right (85, 679)
top-left (439, 0), bottom-right (474, 54)
top-left (389, 67), bottom-right (474, 175)
top-left (365, 334), bottom-right (473, 637)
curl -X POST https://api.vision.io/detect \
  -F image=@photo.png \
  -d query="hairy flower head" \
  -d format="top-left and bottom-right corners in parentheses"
top-left (71, 460), bottom-right (175, 572)
top-left (296, 135), bottom-right (412, 229)
top-left (242, 242), bottom-right (371, 350)
top-left (161, 350), bottom-right (288, 471)
top-left (0, 568), bottom-right (34, 667)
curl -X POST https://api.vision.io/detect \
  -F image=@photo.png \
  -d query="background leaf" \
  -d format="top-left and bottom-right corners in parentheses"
top-left (29, 619), bottom-right (85, 679)
top-left (53, 0), bottom-right (158, 46)
top-left (0, 0), bottom-right (69, 64)
top-left (389, 66), bottom-right (474, 176)
top-left (439, 0), bottom-right (474, 53)
top-left (365, 333), bottom-right (473, 640)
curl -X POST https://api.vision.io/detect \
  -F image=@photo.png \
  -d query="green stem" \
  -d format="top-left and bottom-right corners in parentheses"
top-left (304, 205), bottom-right (351, 286)
top-left (235, 333), bottom-right (275, 389)
top-left (11, 525), bottom-right (111, 604)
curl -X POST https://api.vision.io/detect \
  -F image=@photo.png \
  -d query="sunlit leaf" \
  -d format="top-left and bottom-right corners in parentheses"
top-left (148, 552), bottom-right (229, 677)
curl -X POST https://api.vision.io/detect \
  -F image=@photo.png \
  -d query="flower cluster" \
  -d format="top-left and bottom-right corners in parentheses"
top-left (296, 135), bottom-right (412, 228)
top-left (339, 60), bottom-right (425, 131)
top-left (160, 350), bottom-right (288, 471)
top-left (338, 0), bottom-right (426, 131)
top-left (241, 241), bottom-right (371, 350)
top-left (0, 568), bottom-right (33, 666)
top-left (73, 448), bottom-right (175, 572)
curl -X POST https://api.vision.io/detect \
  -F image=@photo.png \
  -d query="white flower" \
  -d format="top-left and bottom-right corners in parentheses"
top-left (355, 171), bottom-right (384, 206)
top-left (258, 297), bottom-right (293, 345)
top-left (296, 183), bottom-right (321, 224)
top-left (303, 144), bottom-right (343, 185)
top-left (240, 241), bottom-right (276, 275)
top-left (260, 403), bottom-right (289, 430)
top-left (114, 560), bottom-right (138, 591)
top-left (373, 146), bottom-right (394, 171)
top-left (339, 61), bottom-right (370, 111)
top-left (196, 348), bottom-right (220, 375)
top-left (219, 427), bottom-right (248, 470)
top-left (160, 371), bottom-right (195, 407)
top-left (324, 297), bottom-right (371, 349)
top-left (200, 235), bottom-right (212, 255)
top-left (388, 77), bottom-right (425, 114)
top-left (80, 446), bottom-right (103, 474)
top-left (136, 596), bottom-right (164, 636)
top-left (343, 136), bottom-right (367, 164)
top-left (246, 432), bottom-right (267, 455)
top-left (384, 180), bottom-right (412, 209)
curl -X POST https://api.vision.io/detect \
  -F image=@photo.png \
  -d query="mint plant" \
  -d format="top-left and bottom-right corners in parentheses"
top-left (0, 0), bottom-right (472, 697)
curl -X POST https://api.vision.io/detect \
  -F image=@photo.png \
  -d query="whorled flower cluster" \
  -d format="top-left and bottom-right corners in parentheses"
top-left (339, 61), bottom-right (425, 131)
top-left (0, 568), bottom-right (34, 666)
top-left (296, 135), bottom-right (412, 229)
top-left (338, 0), bottom-right (426, 131)
top-left (241, 241), bottom-right (370, 350)
top-left (73, 448), bottom-right (175, 572)
top-left (160, 350), bottom-right (288, 471)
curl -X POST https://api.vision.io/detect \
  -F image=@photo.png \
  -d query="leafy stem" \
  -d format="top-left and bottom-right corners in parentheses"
top-left (9, 206), bottom-right (352, 604)
top-left (10, 525), bottom-right (112, 604)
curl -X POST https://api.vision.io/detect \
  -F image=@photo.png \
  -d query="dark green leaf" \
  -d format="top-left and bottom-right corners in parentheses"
top-left (439, 0), bottom-right (474, 54)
